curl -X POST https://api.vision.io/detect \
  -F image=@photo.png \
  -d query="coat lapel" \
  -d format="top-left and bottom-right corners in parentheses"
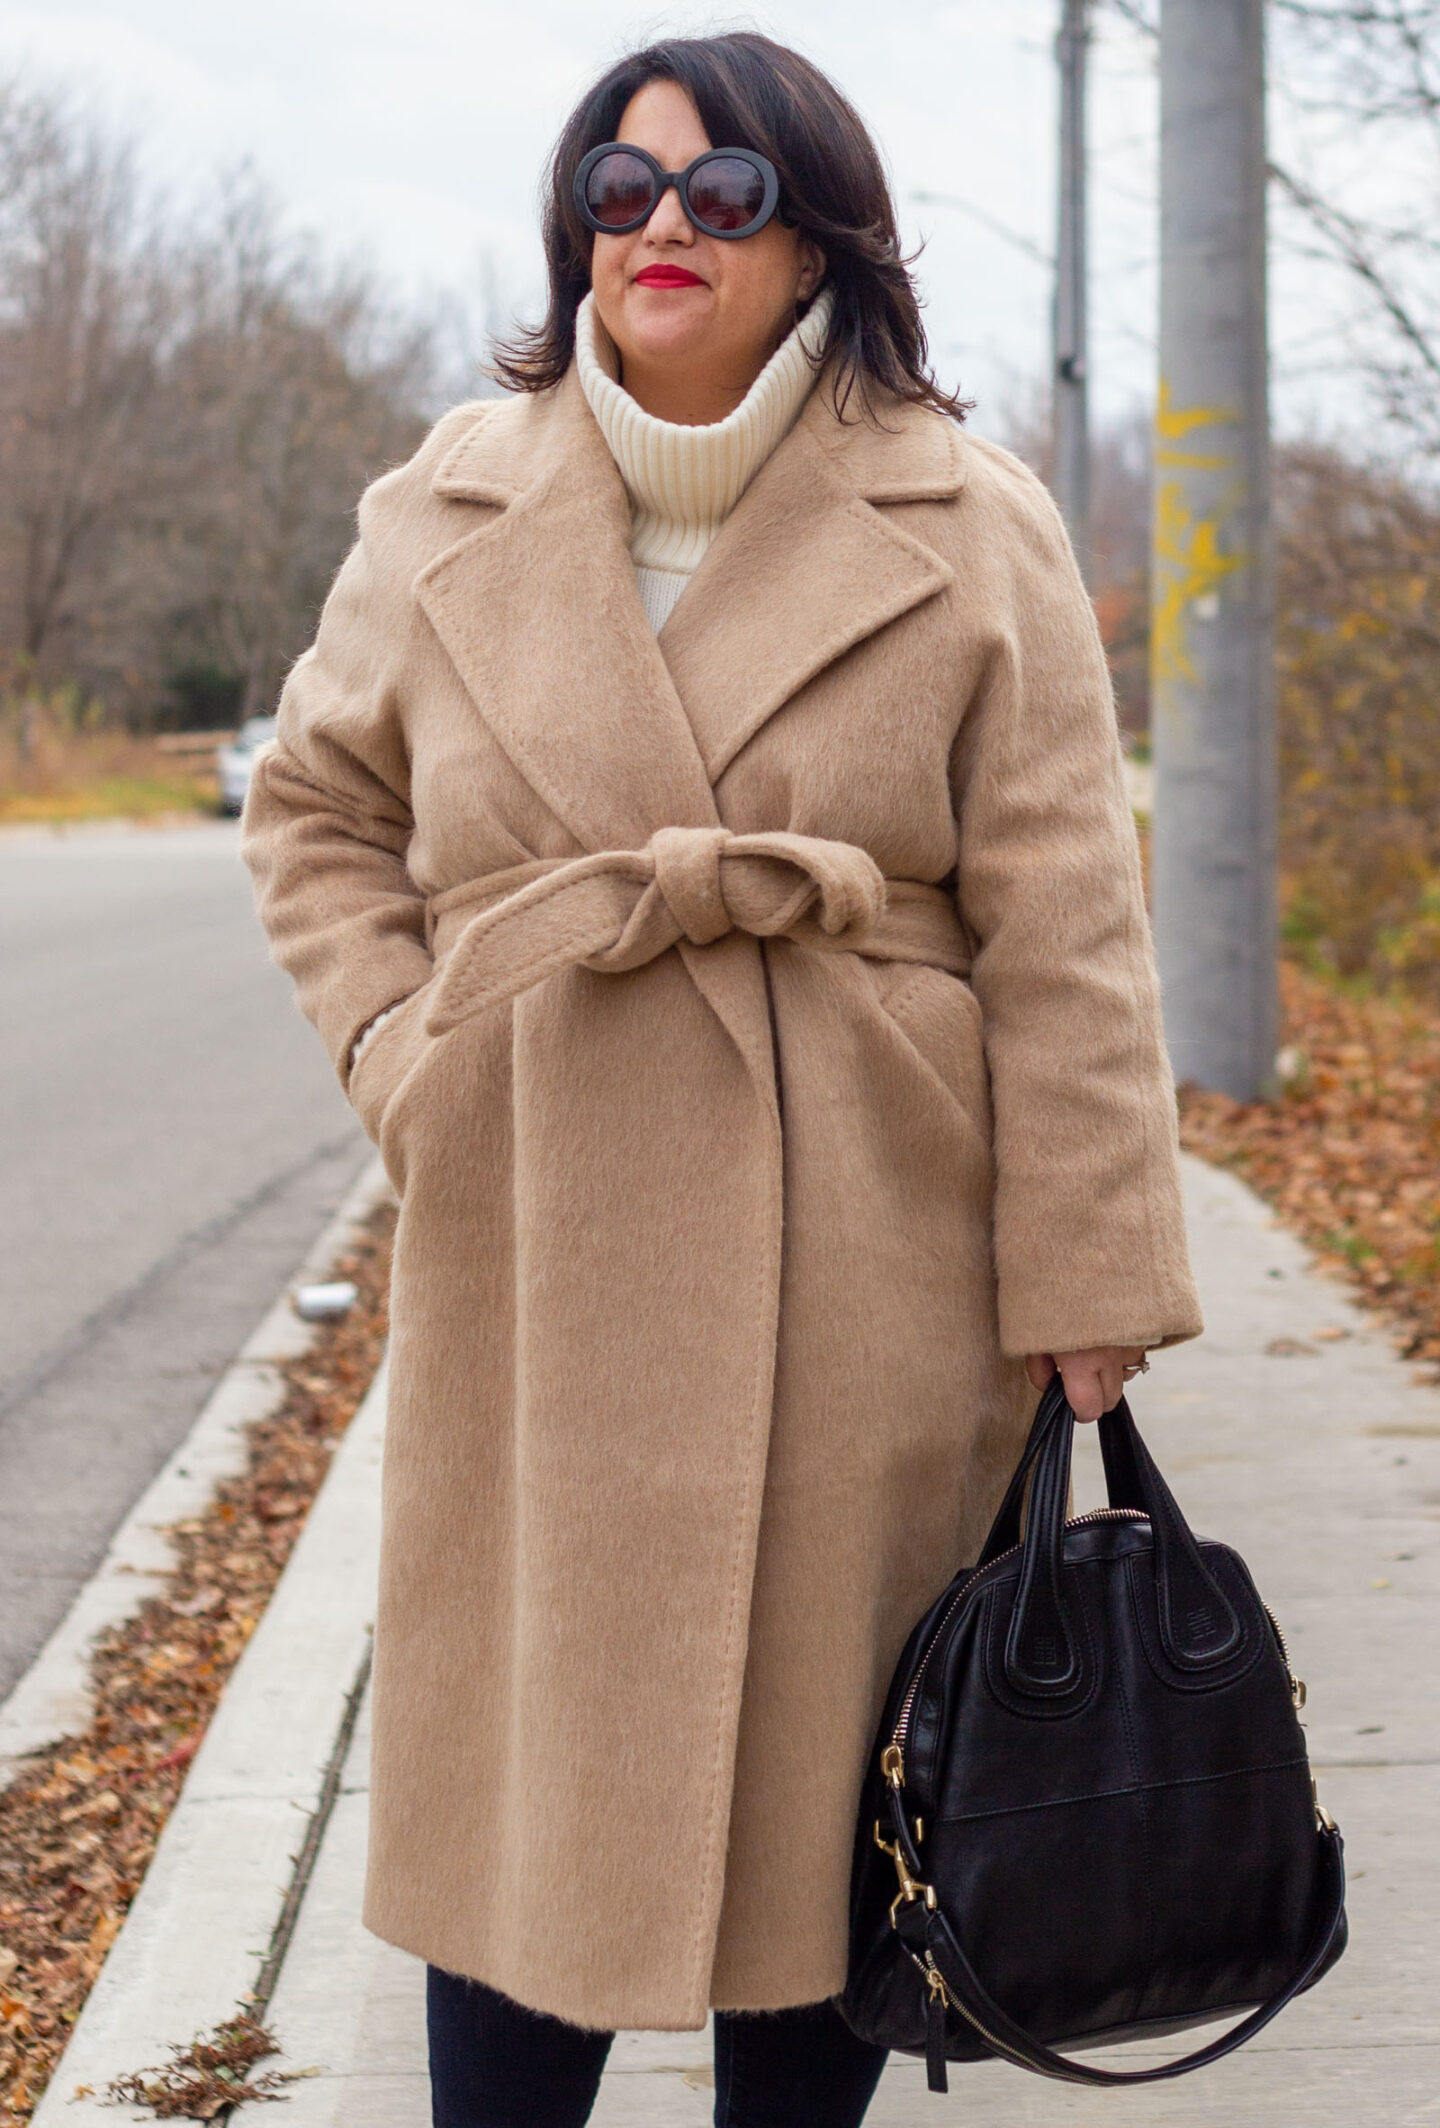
top-left (414, 366), bottom-right (967, 838)
top-left (656, 387), bottom-right (966, 783)
top-left (416, 372), bottom-right (718, 853)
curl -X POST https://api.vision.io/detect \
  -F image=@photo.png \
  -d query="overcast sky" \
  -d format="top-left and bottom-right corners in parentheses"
top-left (0, 0), bottom-right (1381, 439)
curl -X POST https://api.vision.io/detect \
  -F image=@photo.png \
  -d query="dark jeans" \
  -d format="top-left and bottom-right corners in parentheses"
top-left (427, 1966), bottom-right (888, 2128)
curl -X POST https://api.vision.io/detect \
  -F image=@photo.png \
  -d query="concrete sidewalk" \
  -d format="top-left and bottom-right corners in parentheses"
top-left (34, 1155), bottom-right (1440, 2125)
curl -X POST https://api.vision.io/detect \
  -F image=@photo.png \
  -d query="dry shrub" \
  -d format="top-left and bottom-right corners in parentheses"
top-left (0, 680), bottom-right (215, 820)
top-left (1277, 446), bottom-right (1440, 992)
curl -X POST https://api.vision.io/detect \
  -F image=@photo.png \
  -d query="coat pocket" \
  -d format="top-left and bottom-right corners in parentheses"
top-left (346, 984), bottom-right (439, 1176)
top-left (868, 961), bottom-right (994, 1151)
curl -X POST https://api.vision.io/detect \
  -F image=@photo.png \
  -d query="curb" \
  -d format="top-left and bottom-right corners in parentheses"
top-left (0, 1154), bottom-right (391, 1789)
top-left (29, 1359), bottom-right (389, 2122)
top-left (0, 817), bottom-right (226, 843)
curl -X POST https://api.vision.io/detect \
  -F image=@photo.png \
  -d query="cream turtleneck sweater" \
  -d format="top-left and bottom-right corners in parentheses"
top-left (575, 286), bottom-right (834, 632)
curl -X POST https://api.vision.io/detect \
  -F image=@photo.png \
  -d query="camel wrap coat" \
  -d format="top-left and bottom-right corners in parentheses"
top-left (241, 359), bottom-right (1203, 2032)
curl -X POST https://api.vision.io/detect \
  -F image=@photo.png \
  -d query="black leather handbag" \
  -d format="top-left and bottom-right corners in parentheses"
top-left (841, 1377), bottom-right (1347, 2087)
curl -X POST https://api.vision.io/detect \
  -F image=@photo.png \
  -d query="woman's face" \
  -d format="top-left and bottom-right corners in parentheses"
top-left (587, 79), bottom-right (826, 417)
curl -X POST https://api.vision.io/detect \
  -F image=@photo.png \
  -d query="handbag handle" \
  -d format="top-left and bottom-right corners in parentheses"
top-left (980, 1379), bottom-right (1243, 1692)
top-left (892, 1823), bottom-right (1346, 2088)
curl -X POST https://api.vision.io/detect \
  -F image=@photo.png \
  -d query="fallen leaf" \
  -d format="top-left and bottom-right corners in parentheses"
top-left (1, 1995), bottom-right (32, 2034)
top-left (148, 1736), bottom-right (201, 1779)
top-left (1182, 963), bottom-right (1440, 1384)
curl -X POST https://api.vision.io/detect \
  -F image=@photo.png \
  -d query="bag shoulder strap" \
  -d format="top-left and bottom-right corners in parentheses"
top-left (893, 1825), bottom-right (1345, 2090)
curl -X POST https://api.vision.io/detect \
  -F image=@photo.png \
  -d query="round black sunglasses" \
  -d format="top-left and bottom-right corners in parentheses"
top-left (573, 143), bottom-right (781, 241)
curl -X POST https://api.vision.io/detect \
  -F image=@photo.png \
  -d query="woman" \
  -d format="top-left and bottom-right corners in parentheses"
top-left (243, 31), bottom-right (1202, 2128)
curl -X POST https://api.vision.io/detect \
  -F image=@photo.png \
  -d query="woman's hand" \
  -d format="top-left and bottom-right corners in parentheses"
top-left (1024, 1346), bottom-right (1146, 1421)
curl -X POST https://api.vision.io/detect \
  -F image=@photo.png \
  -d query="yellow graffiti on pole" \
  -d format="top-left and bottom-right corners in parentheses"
top-left (1151, 382), bottom-right (1246, 686)
top-left (1154, 379), bottom-right (1235, 468)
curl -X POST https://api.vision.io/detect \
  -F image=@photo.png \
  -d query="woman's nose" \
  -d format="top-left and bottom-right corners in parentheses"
top-left (643, 180), bottom-right (694, 245)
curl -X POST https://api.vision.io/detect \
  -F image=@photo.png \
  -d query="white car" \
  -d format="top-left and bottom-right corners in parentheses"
top-left (217, 715), bottom-right (278, 817)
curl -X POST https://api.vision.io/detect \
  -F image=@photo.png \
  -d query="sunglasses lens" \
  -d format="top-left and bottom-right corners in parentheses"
top-left (687, 156), bottom-right (767, 232)
top-left (583, 151), bottom-right (656, 229)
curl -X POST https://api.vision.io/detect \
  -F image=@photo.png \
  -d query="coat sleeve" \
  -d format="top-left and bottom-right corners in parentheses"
top-left (950, 442), bottom-right (1203, 1359)
top-left (240, 424), bottom-right (470, 1089)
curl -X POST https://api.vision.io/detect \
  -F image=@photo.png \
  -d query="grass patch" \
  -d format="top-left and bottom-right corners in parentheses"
top-left (0, 774), bottom-right (217, 825)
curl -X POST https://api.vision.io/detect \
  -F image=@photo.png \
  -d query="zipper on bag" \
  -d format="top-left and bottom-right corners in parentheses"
top-left (889, 1510), bottom-right (1307, 1763)
top-left (890, 1508), bottom-right (1150, 1760)
top-left (914, 1951), bottom-right (1034, 2081)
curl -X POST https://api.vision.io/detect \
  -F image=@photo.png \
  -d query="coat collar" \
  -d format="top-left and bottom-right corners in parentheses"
top-left (417, 364), bottom-right (963, 849)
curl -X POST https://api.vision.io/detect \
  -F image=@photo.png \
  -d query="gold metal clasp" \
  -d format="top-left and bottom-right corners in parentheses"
top-left (1292, 1676), bottom-right (1308, 1711)
top-left (1311, 1777), bottom-right (1337, 1833)
top-left (876, 1820), bottom-right (937, 1923)
top-left (873, 1818), bottom-right (923, 1857)
top-left (889, 1880), bottom-right (939, 1926)
top-left (876, 1743), bottom-right (936, 1919)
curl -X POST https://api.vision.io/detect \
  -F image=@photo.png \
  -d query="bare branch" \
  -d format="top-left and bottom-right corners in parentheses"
top-left (1272, 1), bottom-right (1440, 123)
top-left (1269, 159), bottom-right (1440, 382)
top-left (1102, 0), bottom-right (1158, 36)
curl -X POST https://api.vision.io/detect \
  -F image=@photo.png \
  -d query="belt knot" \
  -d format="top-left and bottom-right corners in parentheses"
top-left (649, 827), bottom-right (734, 946)
top-left (646, 826), bottom-right (886, 949)
top-left (422, 827), bottom-right (965, 1036)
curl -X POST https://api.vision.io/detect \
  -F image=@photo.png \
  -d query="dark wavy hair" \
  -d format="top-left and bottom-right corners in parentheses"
top-left (491, 31), bottom-right (970, 425)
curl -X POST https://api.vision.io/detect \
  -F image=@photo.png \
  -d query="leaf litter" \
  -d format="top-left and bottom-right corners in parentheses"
top-left (0, 1202), bottom-right (395, 2125)
top-left (107, 2015), bottom-right (301, 2120)
top-left (1180, 961), bottom-right (1440, 1373)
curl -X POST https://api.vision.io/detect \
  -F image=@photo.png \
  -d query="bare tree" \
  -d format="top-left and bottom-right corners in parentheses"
top-left (0, 76), bottom-right (471, 730)
top-left (0, 81), bottom-right (173, 679)
top-left (1269, 5), bottom-right (1440, 457)
top-left (159, 173), bottom-right (433, 721)
top-left (1102, 1), bottom-right (1440, 459)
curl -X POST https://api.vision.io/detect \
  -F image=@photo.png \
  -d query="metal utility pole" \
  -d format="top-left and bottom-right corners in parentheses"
top-left (1054, 0), bottom-right (1091, 582)
top-left (1152, 0), bottom-right (1277, 1100)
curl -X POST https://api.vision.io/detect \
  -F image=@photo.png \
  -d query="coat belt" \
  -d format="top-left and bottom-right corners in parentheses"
top-left (422, 827), bottom-right (972, 1035)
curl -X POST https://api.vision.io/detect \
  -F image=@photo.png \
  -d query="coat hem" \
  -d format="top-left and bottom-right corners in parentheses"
top-left (362, 1909), bottom-right (714, 2034)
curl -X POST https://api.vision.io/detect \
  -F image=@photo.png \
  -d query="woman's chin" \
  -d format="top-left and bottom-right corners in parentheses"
top-left (615, 297), bottom-right (717, 365)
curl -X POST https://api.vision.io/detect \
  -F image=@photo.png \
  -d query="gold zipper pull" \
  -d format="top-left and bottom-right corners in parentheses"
top-left (924, 1960), bottom-right (950, 2094)
top-left (881, 1742), bottom-right (904, 1787)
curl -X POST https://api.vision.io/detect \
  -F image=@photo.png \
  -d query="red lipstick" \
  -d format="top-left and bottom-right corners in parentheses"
top-left (634, 264), bottom-right (706, 288)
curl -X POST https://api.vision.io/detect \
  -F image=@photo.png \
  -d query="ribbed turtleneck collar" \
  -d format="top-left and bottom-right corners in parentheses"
top-left (574, 286), bottom-right (834, 573)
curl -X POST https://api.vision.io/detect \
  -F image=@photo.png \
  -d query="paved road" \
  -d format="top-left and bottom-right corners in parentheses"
top-left (0, 820), bottom-right (366, 1703)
